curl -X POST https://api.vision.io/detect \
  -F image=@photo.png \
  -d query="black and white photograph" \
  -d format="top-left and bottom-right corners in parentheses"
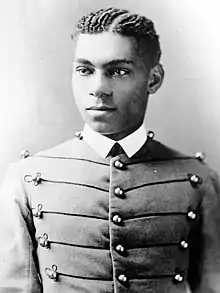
top-left (0, 1), bottom-right (220, 292)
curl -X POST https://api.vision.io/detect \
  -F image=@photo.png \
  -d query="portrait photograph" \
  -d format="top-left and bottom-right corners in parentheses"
top-left (0, 1), bottom-right (220, 292)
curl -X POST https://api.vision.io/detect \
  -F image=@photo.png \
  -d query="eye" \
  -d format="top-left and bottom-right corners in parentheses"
top-left (109, 68), bottom-right (130, 77)
top-left (75, 66), bottom-right (93, 76)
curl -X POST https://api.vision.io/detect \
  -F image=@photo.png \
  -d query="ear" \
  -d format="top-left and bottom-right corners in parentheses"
top-left (147, 63), bottom-right (164, 95)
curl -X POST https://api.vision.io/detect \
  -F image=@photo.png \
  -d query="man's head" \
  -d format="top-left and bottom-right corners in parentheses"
top-left (72, 7), bottom-right (164, 140)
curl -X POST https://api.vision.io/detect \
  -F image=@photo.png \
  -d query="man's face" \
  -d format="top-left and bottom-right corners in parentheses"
top-left (72, 32), bottom-right (151, 138)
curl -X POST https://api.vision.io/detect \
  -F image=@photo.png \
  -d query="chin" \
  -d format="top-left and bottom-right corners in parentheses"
top-left (87, 121), bottom-right (117, 135)
top-left (89, 123), bottom-right (110, 134)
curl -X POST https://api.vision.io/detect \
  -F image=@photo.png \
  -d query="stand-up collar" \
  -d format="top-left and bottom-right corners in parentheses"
top-left (82, 124), bottom-right (147, 158)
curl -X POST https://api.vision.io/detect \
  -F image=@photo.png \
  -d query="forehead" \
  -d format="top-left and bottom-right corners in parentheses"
top-left (74, 32), bottom-right (138, 64)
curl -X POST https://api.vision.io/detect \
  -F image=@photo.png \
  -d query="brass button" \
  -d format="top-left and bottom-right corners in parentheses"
top-left (74, 131), bottom-right (83, 140)
top-left (118, 274), bottom-right (128, 284)
top-left (33, 173), bottom-right (42, 186)
top-left (114, 160), bottom-right (124, 169)
top-left (24, 173), bottom-right (42, 186)
top-left (180, 240), bottom-right (188, 249)
top-left (147, 131), bottom-right (155, 139)
top-left (45, 265), bottom-right (58, 282)
top-left (38, 233), bottom-right (50, 249)
top-left (189, 174), bottom-right (200, 183)
top-left (21, 149), bottom-right (30, 159)
top-left (187, 211), bottom-right (196, 220)
top-left (114, 187), bottom-right (124, 197)
top-left (32, 204), bottom-right (43, 219)
top-left (174, 273), bottom-right (184, 283)
top-left (112, 215), bottom-right (122, 224)
top-left (195, 151), bottom-right (205, 162)
top-left (188, 174), bottom-right (203, 188)
top-left (115, 244), bottom-right (125, 253)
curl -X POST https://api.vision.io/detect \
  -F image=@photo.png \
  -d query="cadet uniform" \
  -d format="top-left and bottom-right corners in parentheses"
top-left (0, 124), bottom-right (220, 293)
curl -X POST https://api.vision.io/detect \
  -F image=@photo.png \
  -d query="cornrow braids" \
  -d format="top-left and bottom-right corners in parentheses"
top-left (77, 7), bottom-right (128, 33)
top-left (75, 7), bottom-right (161, 66)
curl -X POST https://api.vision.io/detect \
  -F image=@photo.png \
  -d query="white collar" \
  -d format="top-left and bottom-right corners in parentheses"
top-left (82, 124), bottom-right (147, 158)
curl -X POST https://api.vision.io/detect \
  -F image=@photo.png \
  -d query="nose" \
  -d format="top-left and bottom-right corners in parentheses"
top-left (89, 71), bottom-right (112, 98)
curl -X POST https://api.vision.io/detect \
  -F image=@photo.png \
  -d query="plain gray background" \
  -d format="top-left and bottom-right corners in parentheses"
top-left (0, 0), bottom-right (220, 179)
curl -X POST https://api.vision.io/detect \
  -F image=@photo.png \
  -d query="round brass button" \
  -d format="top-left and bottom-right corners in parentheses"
top-left (147, 131), bottom-right (155, 139)
top-left (174, 273), bottom-right (184, 283)
top-left (45, 264), bottom-right (58, 282)
top-left (114, 160), bottom-right (124, 169)
top-left (112, 215), bottom-right (122, 224)
top-left (116, 244), bottom-right (125, 253)
top-left (188, 174), bottom-right (203, 187)
top-left (180, 240), bottom-right (188, 249)
top-left (32, 172), bottom-right (42, 186)
top-left (74, 131), bottom-right (83, 140)
top-left (195, 151), bottom-right (205, 162)
top-left (21, 149), bottom-right (30, 159)
top-left (118, 274), bottom-right (127, 283)
top-left (38, 233), bottom-right (50, 249)
top-left (190, 174), bottom-right (200, 183)
top-left (187, 211), bottom-right (196, 220)
top-left (32, 204), bottom-right (43, 219)
top-left (114, 187), bottom-right (124, 197)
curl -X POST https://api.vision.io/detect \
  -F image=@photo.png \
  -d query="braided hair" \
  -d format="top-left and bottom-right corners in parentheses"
top-left (75, 7), bottom-right (161, 66)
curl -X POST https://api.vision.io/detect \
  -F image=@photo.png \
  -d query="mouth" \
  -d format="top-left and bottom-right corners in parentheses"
top-left (86, 105), bottom-right (116, 111)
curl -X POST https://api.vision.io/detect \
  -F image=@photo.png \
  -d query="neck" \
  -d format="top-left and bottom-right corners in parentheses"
top-left (103, 123), bottom-right (143, 141)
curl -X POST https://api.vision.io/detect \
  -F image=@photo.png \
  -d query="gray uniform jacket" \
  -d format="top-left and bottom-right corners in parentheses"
top-left (0, 133), bottom-right (220, 293)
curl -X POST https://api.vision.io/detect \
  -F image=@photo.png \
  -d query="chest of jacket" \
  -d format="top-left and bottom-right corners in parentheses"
top-left (22, 144), bottom-right (205, 293)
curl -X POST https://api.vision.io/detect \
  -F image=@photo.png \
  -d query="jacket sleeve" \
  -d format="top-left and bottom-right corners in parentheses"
top-left (0, 164), bottom-right (42, 293)
top-left (190, 170), bottom-right (220, 293)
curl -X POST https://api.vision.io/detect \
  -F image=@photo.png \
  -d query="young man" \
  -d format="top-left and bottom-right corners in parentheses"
top-left (0, 6), bottom-right (220, 293)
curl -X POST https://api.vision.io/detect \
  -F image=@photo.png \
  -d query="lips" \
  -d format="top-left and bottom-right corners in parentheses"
top-left (86, 105), bottom-right (116, 111)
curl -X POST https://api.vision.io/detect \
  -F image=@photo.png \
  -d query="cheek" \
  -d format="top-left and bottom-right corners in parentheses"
top-left (115, 81), bottom-right (148, 108)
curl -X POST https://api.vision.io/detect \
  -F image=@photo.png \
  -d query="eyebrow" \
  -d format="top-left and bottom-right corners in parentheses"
top-left (74, 58), bottom-right (135, 67)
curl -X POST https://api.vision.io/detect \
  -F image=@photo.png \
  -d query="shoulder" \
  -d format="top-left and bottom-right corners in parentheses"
top-left (149, 139), bottom-right (203, 161)
top-left (3, 130), bottom-right (105, 182)
top-left (149, 139), bottom-right (220, 193)
top-left (35, 136), bottom-right (82, 158)
top-left (139, 138), bottom-right (205, 169)
top-left (148, 139), bottom-right (205, 165)
top-left (2, 136), bottom-right (81, 176)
